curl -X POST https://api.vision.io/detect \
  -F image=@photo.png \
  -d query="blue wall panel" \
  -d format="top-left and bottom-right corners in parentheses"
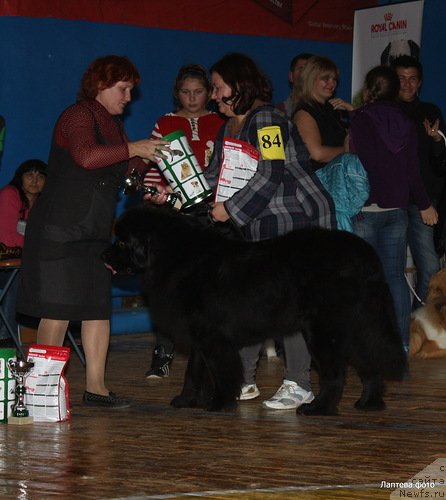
top-left (0, 16), bottom-right (351, 206)
top-left (1, 0), bottom-right (445, 216)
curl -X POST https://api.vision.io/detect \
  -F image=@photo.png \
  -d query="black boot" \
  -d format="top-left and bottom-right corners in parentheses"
top-left (145, 345), bottom-right (174, 379)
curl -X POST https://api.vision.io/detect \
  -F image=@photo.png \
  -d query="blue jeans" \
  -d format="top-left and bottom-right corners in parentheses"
top-left (353, 209), bottom-right (410, 346)
top-left (407, 204), bottom-right (440, 307)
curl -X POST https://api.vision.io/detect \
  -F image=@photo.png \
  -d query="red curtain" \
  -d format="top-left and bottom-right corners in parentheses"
top-left (1, 0), bottom-right (378, 42)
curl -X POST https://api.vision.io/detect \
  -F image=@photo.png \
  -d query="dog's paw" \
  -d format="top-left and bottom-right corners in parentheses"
top-left (170, 394), bottom-right (195, 408)
top-left (205, 397), bottom-right (237, 412)
top-left (205, 403), bottom-right (224, 412)
top-left (297, 401), bottom-right (338, 416)
top-left (354, 398), bottom-right (385, 411)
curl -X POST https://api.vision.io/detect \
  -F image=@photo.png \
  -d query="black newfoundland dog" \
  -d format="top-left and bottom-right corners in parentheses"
top-left (103, 206), bottom-right (407, 416)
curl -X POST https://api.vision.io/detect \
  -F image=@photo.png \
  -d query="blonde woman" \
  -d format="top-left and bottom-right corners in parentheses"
top-left (293, 55), bottom-right (352, 170)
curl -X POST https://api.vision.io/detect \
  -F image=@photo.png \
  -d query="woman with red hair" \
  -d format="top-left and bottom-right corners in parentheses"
top-left (17, 55), bottom-right (170, 408)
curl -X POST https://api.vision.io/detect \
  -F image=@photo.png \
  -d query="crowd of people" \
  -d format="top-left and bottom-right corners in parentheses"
top-left (0, 49), bottom-right (444, 410)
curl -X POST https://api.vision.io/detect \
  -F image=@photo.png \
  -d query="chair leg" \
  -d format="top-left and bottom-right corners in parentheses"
top-left (66, 330), bottom-right (86, 366)
top-left (1, 316), bottom-right (26, 359)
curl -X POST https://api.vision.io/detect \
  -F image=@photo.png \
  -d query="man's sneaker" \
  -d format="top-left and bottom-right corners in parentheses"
top-left (145, 345), bottom-right (174, 379)
top-left (262, 380), bottom-right (314, 410)
top-left (238, 384), bottom-right (260, 401)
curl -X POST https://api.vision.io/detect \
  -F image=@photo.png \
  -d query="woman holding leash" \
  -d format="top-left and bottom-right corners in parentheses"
top-left (148, 52), bottom-right (337, 412)
top-left (17, 55), bottom-right (170, 408)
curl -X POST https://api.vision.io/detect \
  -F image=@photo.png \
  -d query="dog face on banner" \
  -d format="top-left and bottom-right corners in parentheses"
top-left (380, 39), bottom-right (420, 66)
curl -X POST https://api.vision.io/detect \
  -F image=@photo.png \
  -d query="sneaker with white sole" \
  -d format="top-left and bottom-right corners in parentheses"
top-left (262, 380), bottom-right (314, 410)
top-left (145, 345), bottom-right (174, 379)
top-left (238, 384), bottom-right (260, 401)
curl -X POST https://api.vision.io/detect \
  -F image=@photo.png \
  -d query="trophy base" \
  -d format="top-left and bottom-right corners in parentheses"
top-left (8, 415), bottom-right (34, 425)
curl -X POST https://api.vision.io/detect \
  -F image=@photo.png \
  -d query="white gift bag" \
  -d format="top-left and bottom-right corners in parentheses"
top-left (25, 344), bottom-right (71, 422)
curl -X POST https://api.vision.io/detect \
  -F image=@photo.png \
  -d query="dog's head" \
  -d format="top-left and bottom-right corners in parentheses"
top-left (102, 205), bottom-right (203, 275)
top-left (102, 204), bottom-right (231, 276)
top-left (380, 39), bottom-right (420, 66)
top-left (102, 207), bottom-right (163, 275)
top-left (427, 268), bottom-right (446, 301)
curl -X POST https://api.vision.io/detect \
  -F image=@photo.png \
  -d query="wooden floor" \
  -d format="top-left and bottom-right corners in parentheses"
top-left (1, 333), bottom-right (446, 499)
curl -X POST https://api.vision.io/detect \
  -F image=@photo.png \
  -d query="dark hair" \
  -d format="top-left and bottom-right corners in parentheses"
top-left (78, 55), bottom-right (141, 100)
top-left (289, 53), bottom-right (313, 72)
top-left (210, 53), bottom-right (272, 115)
top-left (364, 65), bottom-right (400, 103)
top-left (9, 159), bottom-right (47, 209)
top-left (392, 55), bottom-right (423, 80)
top-left (173, 64), bottom-right (211, 107)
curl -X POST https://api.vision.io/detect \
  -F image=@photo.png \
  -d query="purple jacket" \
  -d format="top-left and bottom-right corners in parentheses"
top-left (349, 101), bottom-right (430, 210)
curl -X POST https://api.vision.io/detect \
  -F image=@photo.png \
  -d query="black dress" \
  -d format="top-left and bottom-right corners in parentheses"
top-left (17, 100), bottom-right (142, 320)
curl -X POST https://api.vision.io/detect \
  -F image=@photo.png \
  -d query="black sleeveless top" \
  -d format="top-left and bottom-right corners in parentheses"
top-left (296, 101), bottom-right (346, 171)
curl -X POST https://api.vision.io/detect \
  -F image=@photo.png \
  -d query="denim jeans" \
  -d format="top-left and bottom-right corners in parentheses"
top-left (407, 204), bottom-right (440, 307)
top-left (353, 209), bottom-right (410, 346)
top-left (0, 269), bottom-right (20, 340)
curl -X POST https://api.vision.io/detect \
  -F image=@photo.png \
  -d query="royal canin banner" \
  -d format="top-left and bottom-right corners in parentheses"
top-left (0, 0), bottom-right (377, 43)
top-left (351, 0), bottom-right (424, 102)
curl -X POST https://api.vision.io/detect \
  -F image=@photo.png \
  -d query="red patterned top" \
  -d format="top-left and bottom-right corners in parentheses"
top-left (55, 99), bottom-right (145, 174)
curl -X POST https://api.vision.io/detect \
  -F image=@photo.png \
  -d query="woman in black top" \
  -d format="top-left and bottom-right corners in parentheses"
top-left (293, 56), bottom-right (351, 170)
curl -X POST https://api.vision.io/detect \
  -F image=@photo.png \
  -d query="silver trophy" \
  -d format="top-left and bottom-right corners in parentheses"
top-left (8, 359), bottom-right (34, 425)
top-left (123, 169), bottom-right (183, 210)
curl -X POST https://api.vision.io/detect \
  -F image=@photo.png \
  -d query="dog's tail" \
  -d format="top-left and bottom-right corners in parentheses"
top-left (363, 276), bottom-right (408, 381)
top-left (382, 286), bottom-right (408, 380)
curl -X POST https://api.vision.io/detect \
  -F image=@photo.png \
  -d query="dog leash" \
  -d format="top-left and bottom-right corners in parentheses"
top-left (404, 273), bottom-right (426, 307)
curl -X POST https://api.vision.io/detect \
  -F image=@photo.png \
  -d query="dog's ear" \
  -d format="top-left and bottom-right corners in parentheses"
top-left (127, 233), bottom-right (152, 272)
top-left (427, 269), bottom-right (446, 300)
top-left (380, 42), bottom-right (391, 65)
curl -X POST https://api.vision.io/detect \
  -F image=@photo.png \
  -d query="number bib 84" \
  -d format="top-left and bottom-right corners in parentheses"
top-left (257, 126), bottom-right (285, 160)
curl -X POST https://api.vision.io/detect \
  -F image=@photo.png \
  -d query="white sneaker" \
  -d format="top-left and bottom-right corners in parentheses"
top-left (262, 380), bottom-right (314, 410)
top-left (238, 384), bottom-right (260, 401)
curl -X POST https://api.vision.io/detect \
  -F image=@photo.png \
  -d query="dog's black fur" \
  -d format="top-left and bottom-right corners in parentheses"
top-left (103, 206), bottom-right (407, 416)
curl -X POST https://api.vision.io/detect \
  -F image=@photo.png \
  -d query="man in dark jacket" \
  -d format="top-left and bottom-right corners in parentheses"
top-left (393, 56), bottom-right (446, 307)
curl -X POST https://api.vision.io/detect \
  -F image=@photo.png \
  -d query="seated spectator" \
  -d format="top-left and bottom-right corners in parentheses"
top-left (0, 159), bottom-right (47, 345)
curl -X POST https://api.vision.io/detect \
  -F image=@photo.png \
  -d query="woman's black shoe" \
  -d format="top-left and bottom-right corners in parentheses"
top-left (83, 391), bottom-right (130, 408)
